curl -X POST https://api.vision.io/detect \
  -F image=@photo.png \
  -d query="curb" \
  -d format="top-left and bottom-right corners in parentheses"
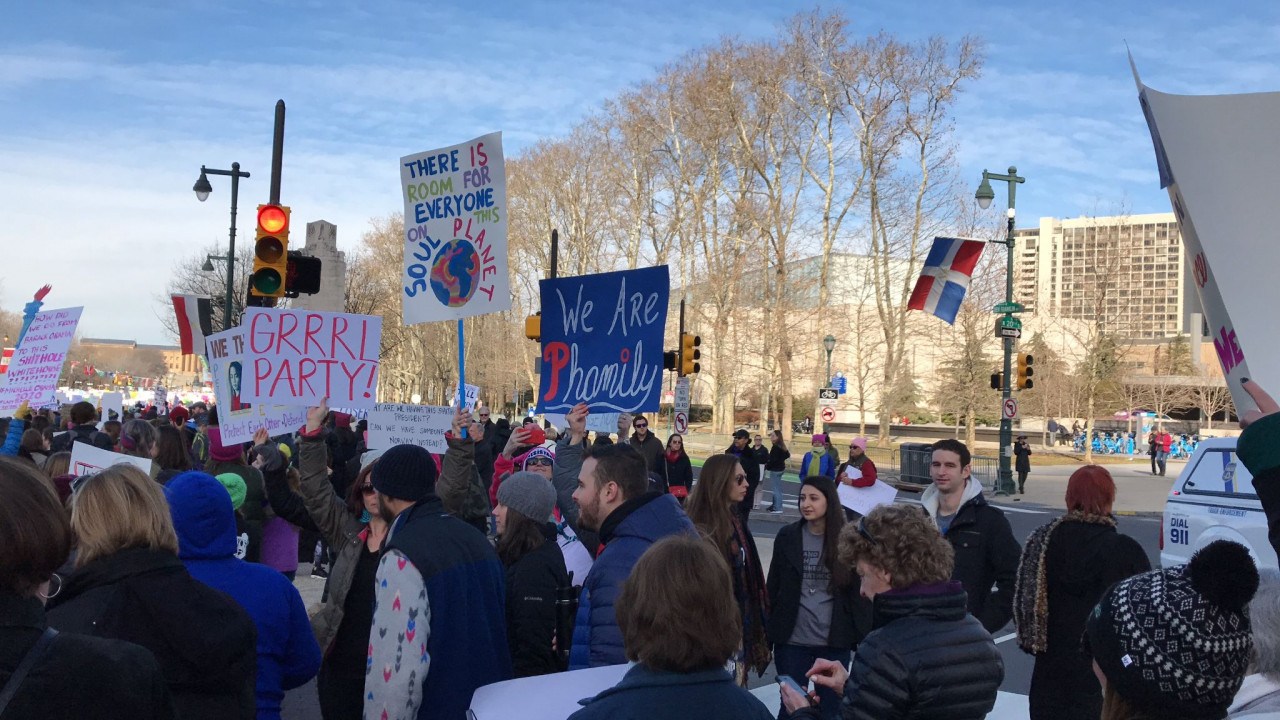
top-left (1114, 510), bottom-right (1164, 518)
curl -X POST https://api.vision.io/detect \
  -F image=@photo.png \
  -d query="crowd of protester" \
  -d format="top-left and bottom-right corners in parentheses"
top-left (1, 383), bottom-right (1278, 720)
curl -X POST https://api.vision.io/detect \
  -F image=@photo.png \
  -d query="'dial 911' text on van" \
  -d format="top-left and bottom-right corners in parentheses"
top-left (1162, 437), bottom-right (1279, 571)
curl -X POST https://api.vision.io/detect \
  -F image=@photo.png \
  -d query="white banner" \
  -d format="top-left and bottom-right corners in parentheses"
top-left (241, 308), bottom-right (382, 409)
top-left (399, 132), bottom-right (511, 325)
top-left (70, 442), bottom-right (153, 477)
top-left (367, 403), bottom-right (453, 453)
top-left (0, 307), bottom-right (82, 414)
top-left (205, 328), bottom-right (307, 445)
top-left (1136, 61), bottom-right (1280, 414)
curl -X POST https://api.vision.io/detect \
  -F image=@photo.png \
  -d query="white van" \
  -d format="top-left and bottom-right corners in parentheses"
top-left (1162, 437), bottom-right (1278, 571)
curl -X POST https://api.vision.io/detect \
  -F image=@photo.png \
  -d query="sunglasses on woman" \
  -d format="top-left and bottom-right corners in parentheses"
top-left (526, 457), bottom-right (553, 467)
top-left (361, 483), bottom-right (376, 496)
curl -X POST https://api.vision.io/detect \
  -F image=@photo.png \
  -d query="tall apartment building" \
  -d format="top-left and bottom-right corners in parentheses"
top-left (1011, 212), bottom-right (1192, 340)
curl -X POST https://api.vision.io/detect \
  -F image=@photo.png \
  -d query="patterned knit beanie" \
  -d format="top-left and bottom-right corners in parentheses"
top-left (1085, 540), bottom-right (1259, 719)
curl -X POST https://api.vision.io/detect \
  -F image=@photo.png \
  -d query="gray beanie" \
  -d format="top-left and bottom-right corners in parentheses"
top-left (497, 471), bottom-right (556, 523)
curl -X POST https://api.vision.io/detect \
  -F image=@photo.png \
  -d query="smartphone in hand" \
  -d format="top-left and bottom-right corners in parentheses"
top-left (525, 427), bottom-right (547, 445)
top-left (777, 675), bottom-right (818, 706)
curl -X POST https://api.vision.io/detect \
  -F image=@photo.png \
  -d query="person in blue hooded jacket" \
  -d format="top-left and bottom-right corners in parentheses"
top-left (165, 470), bottom-right (322, 720)
top-left (568, 441), bottom-right (695, 669)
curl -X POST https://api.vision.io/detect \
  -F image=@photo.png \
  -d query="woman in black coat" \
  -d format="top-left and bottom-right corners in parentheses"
top-left (45, 464), bottom-right (258, 720)
top-left (1013, 466), bottom-right (1150, 720)
top-left (0, 456), bottom-right (173, 719)
top-left (494, 472), bottom-right (570, 677)
top-left (653, 433), bottom-right (694, 502)
top-left (782, 504), bottom-right (1003, 720)
top-left (766, 477), bottom-right (870, 720)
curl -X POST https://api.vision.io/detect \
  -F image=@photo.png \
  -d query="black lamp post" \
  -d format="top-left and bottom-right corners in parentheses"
top-left (193, 163), bottom-right (250, 330)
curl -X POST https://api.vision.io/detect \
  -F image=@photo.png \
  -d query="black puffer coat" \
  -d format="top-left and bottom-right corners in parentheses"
top-left (0, 591), bottom-right (174, 719)
top-left (504, 524), bottom-right (570, 678)
top-left (45, 548), bottom-right (258, 720)
top-left (792, 581), bottom-right (1003, 720)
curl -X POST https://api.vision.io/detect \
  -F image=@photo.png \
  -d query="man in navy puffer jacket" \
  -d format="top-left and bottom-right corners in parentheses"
top-left (166, 471), bottom-right (321, 720)
top-left (568, 443), bottom-right (694, 669)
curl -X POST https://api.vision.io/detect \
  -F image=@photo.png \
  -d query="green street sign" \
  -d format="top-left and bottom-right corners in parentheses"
top-left (992, 302), bottom-right (1026, 314)
top-left (999, 316), bottom-right (1022, 330)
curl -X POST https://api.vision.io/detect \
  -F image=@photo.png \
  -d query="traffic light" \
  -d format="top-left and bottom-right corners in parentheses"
top-left (680, 333), bottom-right (701, 376)
top-left (990, 372), bottom-right (1002, 390)
top-left (250, 204), bottom-right (290, 299)
top-left (285, 252), bottom-right (322, 296)
top-left (524, 314), bottom-right (541, 341)
top-left (663, 351), bottom-right (678, 373)
top-left (1016, 354), bottom-right (1035, 390)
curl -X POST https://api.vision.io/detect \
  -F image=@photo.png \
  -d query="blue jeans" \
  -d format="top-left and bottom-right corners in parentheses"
top-left (768, 470), bottom-right (785, 511)
top-left (774, 644), bottom-right (851, 720)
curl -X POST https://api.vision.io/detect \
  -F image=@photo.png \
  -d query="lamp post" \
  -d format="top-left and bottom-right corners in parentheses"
top-left (823, 334), bottom-right (837, 386)
top-left (976, 166), bottom-right (1025, 496)
top-left (193, 163), bottom-right (251, 331)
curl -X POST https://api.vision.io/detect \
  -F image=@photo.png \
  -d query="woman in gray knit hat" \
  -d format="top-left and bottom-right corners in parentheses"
top-left (1085, 539), bottom-right (1259, 720)
top-left (494, 471), bottom-right (571, 678)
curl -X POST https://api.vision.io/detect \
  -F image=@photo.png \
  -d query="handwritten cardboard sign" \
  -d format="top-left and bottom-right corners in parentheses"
top-left (367, 403), bottom-right (453, 453)
top-left (1137, 68), bottom-right (1280, 413)
top-left (241, 308), bottom-right (382, 409)
top-left (70, 442), bottom-right (154, 477)
top-left (535, 266), bottom-right (669, 416)
top-left (206, 327), bottom-right (308, 444)
top-left (400, 132), bottom-right (511, 325)
top-left (448, 383), bottom-right (480, 412)
top-left (0, 307), bottom-right (82, 414)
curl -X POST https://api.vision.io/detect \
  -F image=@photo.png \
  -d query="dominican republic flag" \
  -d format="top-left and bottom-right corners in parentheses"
top-left (907, 237), bottom-right (986, 325)
top-left (171, 294), bottom-right (213, 355)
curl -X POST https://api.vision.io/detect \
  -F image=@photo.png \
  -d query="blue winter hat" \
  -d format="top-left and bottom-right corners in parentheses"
top-left (371, 444), bottom-right (438, 502)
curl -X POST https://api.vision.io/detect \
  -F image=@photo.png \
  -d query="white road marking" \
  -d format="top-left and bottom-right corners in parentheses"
top-left (988, 503), bottom-right (1049, 515)
top-left (994, 633), bottom-right (1018, 644)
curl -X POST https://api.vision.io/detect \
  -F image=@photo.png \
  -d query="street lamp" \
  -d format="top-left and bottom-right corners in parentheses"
top-left (823, 334), bottom-right (837, 385)
top-left (192, 163), bottom-right (251, 331)
top-left (975, 166), bottom-right (1026, 496)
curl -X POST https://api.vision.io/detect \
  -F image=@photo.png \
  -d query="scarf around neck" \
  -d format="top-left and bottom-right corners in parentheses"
top-left (1013, 510), bottom-right (1117, 654)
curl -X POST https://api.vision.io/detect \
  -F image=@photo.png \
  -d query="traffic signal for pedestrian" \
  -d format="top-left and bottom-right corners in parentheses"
top-left (524, 314), bottom-right (541, 341)
top-left (1016, 354), bottom-right (1034, 390)
top-left (285, 252), bottom-right (322, 296)
top-left (250, 204), bottom-right (290, 298)
top-left (663, 350), bottom-right (678, 372)
top-left (680, 333), bottom-right (701, 376)
top-left (990, 372), bottom-right (1002, 390)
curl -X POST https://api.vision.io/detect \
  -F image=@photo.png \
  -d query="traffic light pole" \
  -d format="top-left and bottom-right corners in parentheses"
top-left (982, 167), bottom-right (1024, 497)
top-left (270, 100), bottom-right (285, 205)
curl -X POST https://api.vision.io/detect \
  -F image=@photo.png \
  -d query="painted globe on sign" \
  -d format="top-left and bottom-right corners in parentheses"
top-left (429, 238), bottom-right (481, 308)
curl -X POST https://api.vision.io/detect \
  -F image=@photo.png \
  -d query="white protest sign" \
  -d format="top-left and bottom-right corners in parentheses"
top-left (70, 442), bottom-right (153, 477)
top-left (154, 387), bottom-right (167, 414)
top-left (367, 403), bottom-right (453, 453)
top-left (837, 479), bottom-right (898, 517)
top-left (206, 328), bottom-right (308, 445)
top-left (241, 308), bottom-right (382, 409)
top-left (469, 663), bottom-right (629, 720)
top-left (100, 392), bottom-right (124, 422)
top-left (448, 383), bottom-right (481, 412)
top-left (0, 307), bottom-right (82, 414)
top-left (1136, 65), bottom-right (1280, 413)
top-left (586, 413), bottom-right (621, 434)
top-left (400, 132), bottom-right (511, 325)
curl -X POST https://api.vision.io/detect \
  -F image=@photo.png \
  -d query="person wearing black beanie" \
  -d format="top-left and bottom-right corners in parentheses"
top-left (364, 441), bottom-right (512, 720)
top-left (1085, 540), bottom-right (1259, 720)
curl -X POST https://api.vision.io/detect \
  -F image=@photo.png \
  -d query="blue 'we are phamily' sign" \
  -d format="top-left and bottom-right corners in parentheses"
top-left (535, 266), bottom-right (670, 415)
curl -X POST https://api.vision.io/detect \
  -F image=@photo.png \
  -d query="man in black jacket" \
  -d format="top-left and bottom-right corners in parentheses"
top-left (726, 429), bottom-right (761, 523)
top-left (920, 438), bottom-right (1020, 633)
top-left (50, 401), bottom-right (113, 453)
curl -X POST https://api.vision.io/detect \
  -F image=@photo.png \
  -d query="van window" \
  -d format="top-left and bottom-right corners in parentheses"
top-left (1182, 449), bottom-right (1258, 499)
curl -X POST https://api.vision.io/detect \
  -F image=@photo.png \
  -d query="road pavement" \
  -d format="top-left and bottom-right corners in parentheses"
top-left (282, 461), bottom-right (1171, 717)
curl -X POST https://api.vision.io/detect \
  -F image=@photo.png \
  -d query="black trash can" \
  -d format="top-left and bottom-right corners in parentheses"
top-left (898, 442), bottom-right (934, 485)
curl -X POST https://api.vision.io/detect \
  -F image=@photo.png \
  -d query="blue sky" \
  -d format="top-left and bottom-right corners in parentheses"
top-left (2, 0), bottom-right (1278, 343)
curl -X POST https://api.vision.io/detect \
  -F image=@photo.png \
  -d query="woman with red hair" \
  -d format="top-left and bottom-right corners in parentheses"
top-left (1012, 465), bottom-right (1150, 720)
